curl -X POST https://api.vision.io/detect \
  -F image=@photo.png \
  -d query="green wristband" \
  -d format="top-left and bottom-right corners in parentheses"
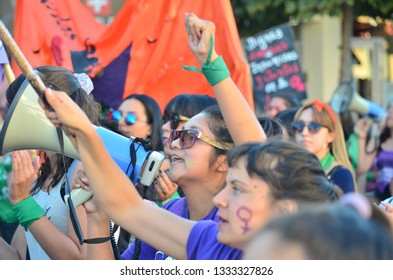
top-left (0, 199), bottom-right (18, 223)
top-left (12, 196), bottom-right (44, 231)
top-left (183, 36), bottom-right (230, 86)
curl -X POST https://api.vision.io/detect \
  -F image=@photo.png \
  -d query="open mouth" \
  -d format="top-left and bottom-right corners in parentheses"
top-left (171, 155), bottom-right (183, 163)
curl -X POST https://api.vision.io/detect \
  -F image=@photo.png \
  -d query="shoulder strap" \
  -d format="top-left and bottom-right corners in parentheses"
top-left (327, 165), bottom-right (343, 180)
top-left (66, 160), bottom-right (80, 184)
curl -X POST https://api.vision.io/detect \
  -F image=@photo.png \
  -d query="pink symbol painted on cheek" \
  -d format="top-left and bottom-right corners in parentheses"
top-left (236, 206), bottom-right (253, 234)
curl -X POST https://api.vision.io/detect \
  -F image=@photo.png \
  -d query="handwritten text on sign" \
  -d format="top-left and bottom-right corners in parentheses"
top-left (244, 23), bottom-right (306, 113)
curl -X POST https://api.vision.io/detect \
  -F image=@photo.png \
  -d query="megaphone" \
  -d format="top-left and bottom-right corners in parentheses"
top-left (0, 79), bottom-right (164, 206)
top-left (330, 81), bottom-right (387, 123)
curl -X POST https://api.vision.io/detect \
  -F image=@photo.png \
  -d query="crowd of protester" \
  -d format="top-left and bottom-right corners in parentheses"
top-left (0, 13), bottom-right (392, 260)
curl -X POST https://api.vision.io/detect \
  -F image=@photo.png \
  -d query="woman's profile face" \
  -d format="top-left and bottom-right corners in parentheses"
top-left (117, 98), bottom-right (151, 139)
top-left (213, 157), bottom-right (275, 250)
top-left (167, 113), bottom-right (219, 187)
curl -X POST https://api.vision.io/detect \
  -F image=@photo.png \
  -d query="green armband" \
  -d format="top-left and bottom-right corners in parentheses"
top-left (12, 196), bottom-right (44, 231)
top-left (183, 36), bottom-right (230, 86)
top-left (0, 199), bottom-right (18, 223)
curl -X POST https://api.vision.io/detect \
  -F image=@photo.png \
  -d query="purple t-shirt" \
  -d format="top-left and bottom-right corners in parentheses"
top-left (121, 197), bottom-right (219, 260)
top-left (375, 150), bottom-right (393, 193)
top-left (186, 220), bottom-right (243, 260)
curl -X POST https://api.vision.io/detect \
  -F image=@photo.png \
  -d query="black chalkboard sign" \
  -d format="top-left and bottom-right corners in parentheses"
top-left (244, 23), bottom-right (307, 116)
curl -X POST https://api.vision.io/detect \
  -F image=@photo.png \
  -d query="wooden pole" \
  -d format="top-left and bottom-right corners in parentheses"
top-left (0, 20), bottom-right (46, 95)
top-left (3, 63), bottom-right (14, 83)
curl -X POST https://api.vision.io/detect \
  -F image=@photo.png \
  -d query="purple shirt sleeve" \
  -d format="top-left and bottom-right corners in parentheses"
top-left (186, 220), bottom-right (242, 260)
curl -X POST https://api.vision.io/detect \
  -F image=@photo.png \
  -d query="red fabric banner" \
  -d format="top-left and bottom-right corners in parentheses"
top-left (11, 0), bottom-right (106, 73)
top-left (11, 0), bottom-right (253, 111)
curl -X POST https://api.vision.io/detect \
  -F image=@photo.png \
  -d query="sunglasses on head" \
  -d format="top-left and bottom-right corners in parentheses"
top-left (169, 129), bottom-right (230, 150)
top-left (111, 110), bottom-right (148, 126)
top-left (291, 121), bottom-right (326, 134)
top-left (162, 113), bottom-right (190, 130)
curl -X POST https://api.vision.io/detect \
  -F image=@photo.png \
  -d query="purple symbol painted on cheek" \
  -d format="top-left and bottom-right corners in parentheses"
top-left (236, 206), bottom-right (252, 234)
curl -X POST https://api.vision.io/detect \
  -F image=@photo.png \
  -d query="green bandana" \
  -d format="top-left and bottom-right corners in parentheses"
top-left (12, 196), bottom-right (44, 231)
top-left (320, 152), bottom-right (335, 171)
top-left (182, 36), bottom-right (230, 86)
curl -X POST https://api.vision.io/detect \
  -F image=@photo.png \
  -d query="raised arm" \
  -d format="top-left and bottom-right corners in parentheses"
top-left (354, 118), bottom-right (378, 175)
top-left (42, 89), bottom-right (195, 259)
top-left (184, 13), bottom-right (266, 145)
top-left (41, 13), bottom-right (259, 260)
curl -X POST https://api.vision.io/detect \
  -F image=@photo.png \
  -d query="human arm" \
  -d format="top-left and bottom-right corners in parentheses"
top-left (354, 118), bottom-right (378, 175)
top-left (42, 88), bottom-right (196, 260)
top-left (73, 169), bottom-right (114, 260)
top-left (0, 226), bottom-right (26, 259)
top-left (185, 13), bottom-right (266, 145)
top-left (8, 151), bottom-right (87, 259)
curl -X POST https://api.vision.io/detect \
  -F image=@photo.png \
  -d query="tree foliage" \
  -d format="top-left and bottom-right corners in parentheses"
top-left (231, 0), bottom-right (393, 38)
top-left (231, 0), bottom-right (393, 82)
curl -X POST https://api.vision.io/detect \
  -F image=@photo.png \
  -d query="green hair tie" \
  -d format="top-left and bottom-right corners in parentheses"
top-left (12, 196), bottom-right (44, 231)
top-left (183, 36), bottom-right (230, 86)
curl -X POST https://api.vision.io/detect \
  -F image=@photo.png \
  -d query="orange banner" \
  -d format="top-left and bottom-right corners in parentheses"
top-left (12, 0), bottom-right (105, 73)
top-left (12, 0), bottom-right (253, 111)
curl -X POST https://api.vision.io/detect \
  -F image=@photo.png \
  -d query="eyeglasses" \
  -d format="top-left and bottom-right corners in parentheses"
top-left (291, 121), bottom-right (327, 134)
top-left (162, 113), bottom-right (190, 130)
top-left (169, 129), bottom-right (230, 150)
top-left (111, 110), bottom-right (148, 126)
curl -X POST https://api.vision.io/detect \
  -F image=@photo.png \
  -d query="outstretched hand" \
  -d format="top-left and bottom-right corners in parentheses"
top-left (39, 88), bottom-right (92, 145)
top-left (185, 12), bottom-right (218, 66)
top-left (8, 150), bottom-right (41, 204)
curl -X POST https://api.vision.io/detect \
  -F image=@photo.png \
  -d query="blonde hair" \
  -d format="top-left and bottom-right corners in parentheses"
top-left (294, 100), bottom-right (358, 192)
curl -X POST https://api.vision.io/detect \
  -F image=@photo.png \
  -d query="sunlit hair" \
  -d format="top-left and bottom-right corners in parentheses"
top-left (227, 139), bottom-right (341, 204)
top-left (293, 100), bottom-right (357, 191)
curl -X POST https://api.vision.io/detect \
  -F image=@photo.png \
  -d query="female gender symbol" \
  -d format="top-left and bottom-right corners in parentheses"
top-left (236, 206), bottom-right (253, 234)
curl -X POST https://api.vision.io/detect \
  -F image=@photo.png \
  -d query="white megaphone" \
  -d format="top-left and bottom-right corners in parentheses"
top-left (330, 81), bottom-right (387, 123)
top-left (0, 79), bottom-right (164, 207)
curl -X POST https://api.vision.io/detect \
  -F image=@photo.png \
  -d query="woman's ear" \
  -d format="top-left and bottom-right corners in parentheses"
top-left (273, 199), bottom-right (298, 215)
top-left (215, 155), bottom-right (228, 172)
top-left (327, 131), bottom-right (335, 145)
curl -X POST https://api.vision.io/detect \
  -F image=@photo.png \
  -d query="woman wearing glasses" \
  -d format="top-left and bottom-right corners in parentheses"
top-left (159, 93), bottom-right (218, 199)
top-left (39, 13), bottom-right (344, 260)
top-left (111, 94), bottom-right (163, 152)
top-left (291, 99), bottom-right (356, 193)
top-left (108, 93), bottom-right (170, 253)
top-left (108, 94), bottom-right (171, 202)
